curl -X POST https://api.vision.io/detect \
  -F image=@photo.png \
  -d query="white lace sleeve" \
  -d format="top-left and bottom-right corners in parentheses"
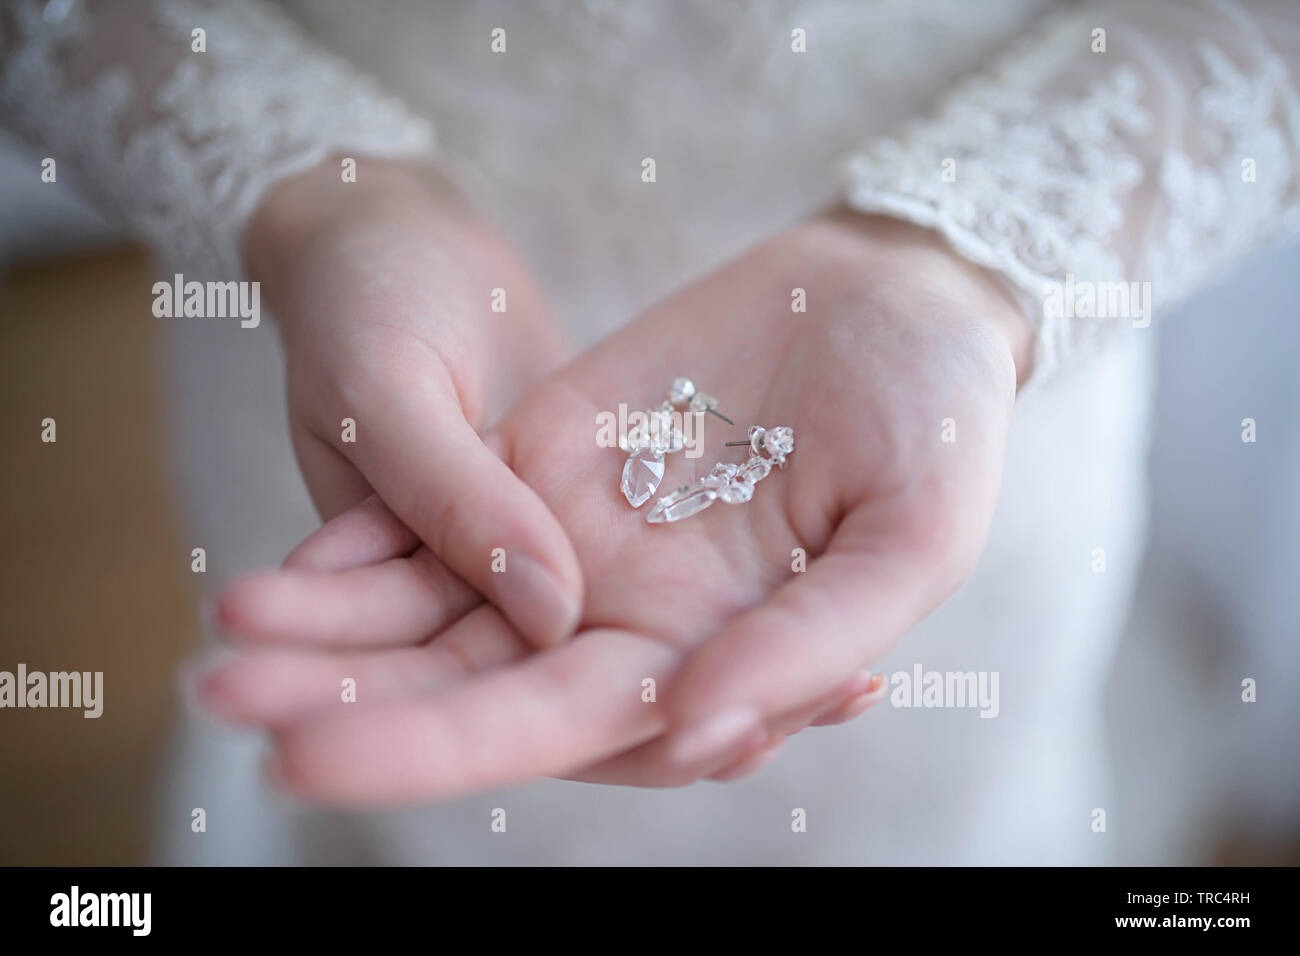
top-left (0, 0), bottom-right (434, 277)
top-left (843, 0), bottom-right (1300, 380)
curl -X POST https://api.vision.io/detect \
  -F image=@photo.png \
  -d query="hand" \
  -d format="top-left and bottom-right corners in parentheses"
top-left (208, 211), bottom-right (1030, 802)
top-left (231, 158), bottom-right (583, 648)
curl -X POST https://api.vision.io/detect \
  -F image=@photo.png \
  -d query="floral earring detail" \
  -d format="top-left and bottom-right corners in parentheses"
top-left (619, 377), bottom-right (732, 509)
top-left (646, 425), bottom-right (794, 524)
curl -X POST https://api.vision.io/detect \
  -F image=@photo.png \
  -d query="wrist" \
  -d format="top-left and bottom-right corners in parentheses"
top-left (241, 156), bottom-right (472, 310)
top-left (814, 210), bottom-right (1034, 385)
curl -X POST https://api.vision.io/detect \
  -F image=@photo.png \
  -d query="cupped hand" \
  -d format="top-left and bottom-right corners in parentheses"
top-left (209, 211), bottom-right (1030, 802)
top-left (231, 158), bottom-right (583, 648)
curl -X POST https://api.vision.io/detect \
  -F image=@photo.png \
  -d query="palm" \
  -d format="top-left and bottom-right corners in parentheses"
top-left (210, 213), bottom-right (1020, 803)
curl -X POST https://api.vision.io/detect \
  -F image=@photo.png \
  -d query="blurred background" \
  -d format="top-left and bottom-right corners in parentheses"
top-left (1, 123), bottom-right (1297, 865)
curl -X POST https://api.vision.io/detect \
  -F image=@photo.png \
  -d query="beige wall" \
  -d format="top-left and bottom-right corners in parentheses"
top-left (0, 246), bottom-right (197, 864)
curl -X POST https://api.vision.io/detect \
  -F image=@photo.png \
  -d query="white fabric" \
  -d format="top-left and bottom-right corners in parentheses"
top-left (0, 0), bottom-right (434, 276)
top-left (2, 0), bottom-right (1297, 863)
top-left (844, 0), bottom-right (1300, 377)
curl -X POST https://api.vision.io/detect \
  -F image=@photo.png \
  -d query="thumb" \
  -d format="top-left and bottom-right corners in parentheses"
top-left (343, 363), bottom-right (582, 647)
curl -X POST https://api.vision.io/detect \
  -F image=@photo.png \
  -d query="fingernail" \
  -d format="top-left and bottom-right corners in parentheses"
top-left (840, 675), bottom-right (888, 713)
top-left (841, 670), bottom-right (877, 697)
top-left (193, 665), bottom-right (240, 722)
top-left (176, 649), bottom-right (236, 716)
top-left (668, 708), bottom-right (764, 767)
top-left (496, 555), bottom-right (581, 646)
top-left (205, 591), bottom-right (245, 643)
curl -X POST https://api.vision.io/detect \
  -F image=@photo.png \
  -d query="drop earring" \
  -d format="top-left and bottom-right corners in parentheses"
top-left (646, 425), bottom-right (794, 524)
top-left (618, 377), bottom-right (732, 508)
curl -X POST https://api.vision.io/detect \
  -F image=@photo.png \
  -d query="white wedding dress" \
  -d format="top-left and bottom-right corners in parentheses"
top-left (3, 0), bottom-right (1297, 864)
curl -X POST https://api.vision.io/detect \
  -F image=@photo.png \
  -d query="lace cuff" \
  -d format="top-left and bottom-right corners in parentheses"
top-left (0, 0), bottom-right (434, 278)
top-left (842, 0), bottom-right (1300, 380)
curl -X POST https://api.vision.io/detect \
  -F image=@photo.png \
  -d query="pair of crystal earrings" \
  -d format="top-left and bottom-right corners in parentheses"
top-left (618, 377), bottom-right (794, 524)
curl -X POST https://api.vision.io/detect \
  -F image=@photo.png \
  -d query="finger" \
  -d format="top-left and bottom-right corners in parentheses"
top-left (562, 715), bottom-right (771, 788)
top-left (810, 672), bottom-right (888, 726)
top-left (284, 494), bottom-right (419, 572)
top-left (199, 604), bottom-right (529, 727)
top-left (268, 629), bottom-right (678, 805)
top-left (283, 432), bottom-right (513, 572)
top-left (564, 668), bottom-right (875, 787)
top-left (290, 421), bottom-right (375, 522)
top-left (217, 548), bottom-right (479, 648)
top-left (664, 506), bottom-right (937, 759)
top-left (755, 668), bottom-right (880, 737)
top-left (707, 737), bottom-right (785, 782)
top-left (346, 363), bottom-right (583, 648)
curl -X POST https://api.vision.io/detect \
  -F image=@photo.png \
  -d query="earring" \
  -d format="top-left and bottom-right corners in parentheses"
top-left (646, 425), bottom-right (794, 524)
top-left (619, 377), bottom-right (733, 509)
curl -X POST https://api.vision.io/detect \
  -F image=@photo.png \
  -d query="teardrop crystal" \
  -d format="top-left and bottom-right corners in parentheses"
top-left (646, 484), bottom-right (718, 524)
top-left (621, 449), bottom-right (665, 508)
